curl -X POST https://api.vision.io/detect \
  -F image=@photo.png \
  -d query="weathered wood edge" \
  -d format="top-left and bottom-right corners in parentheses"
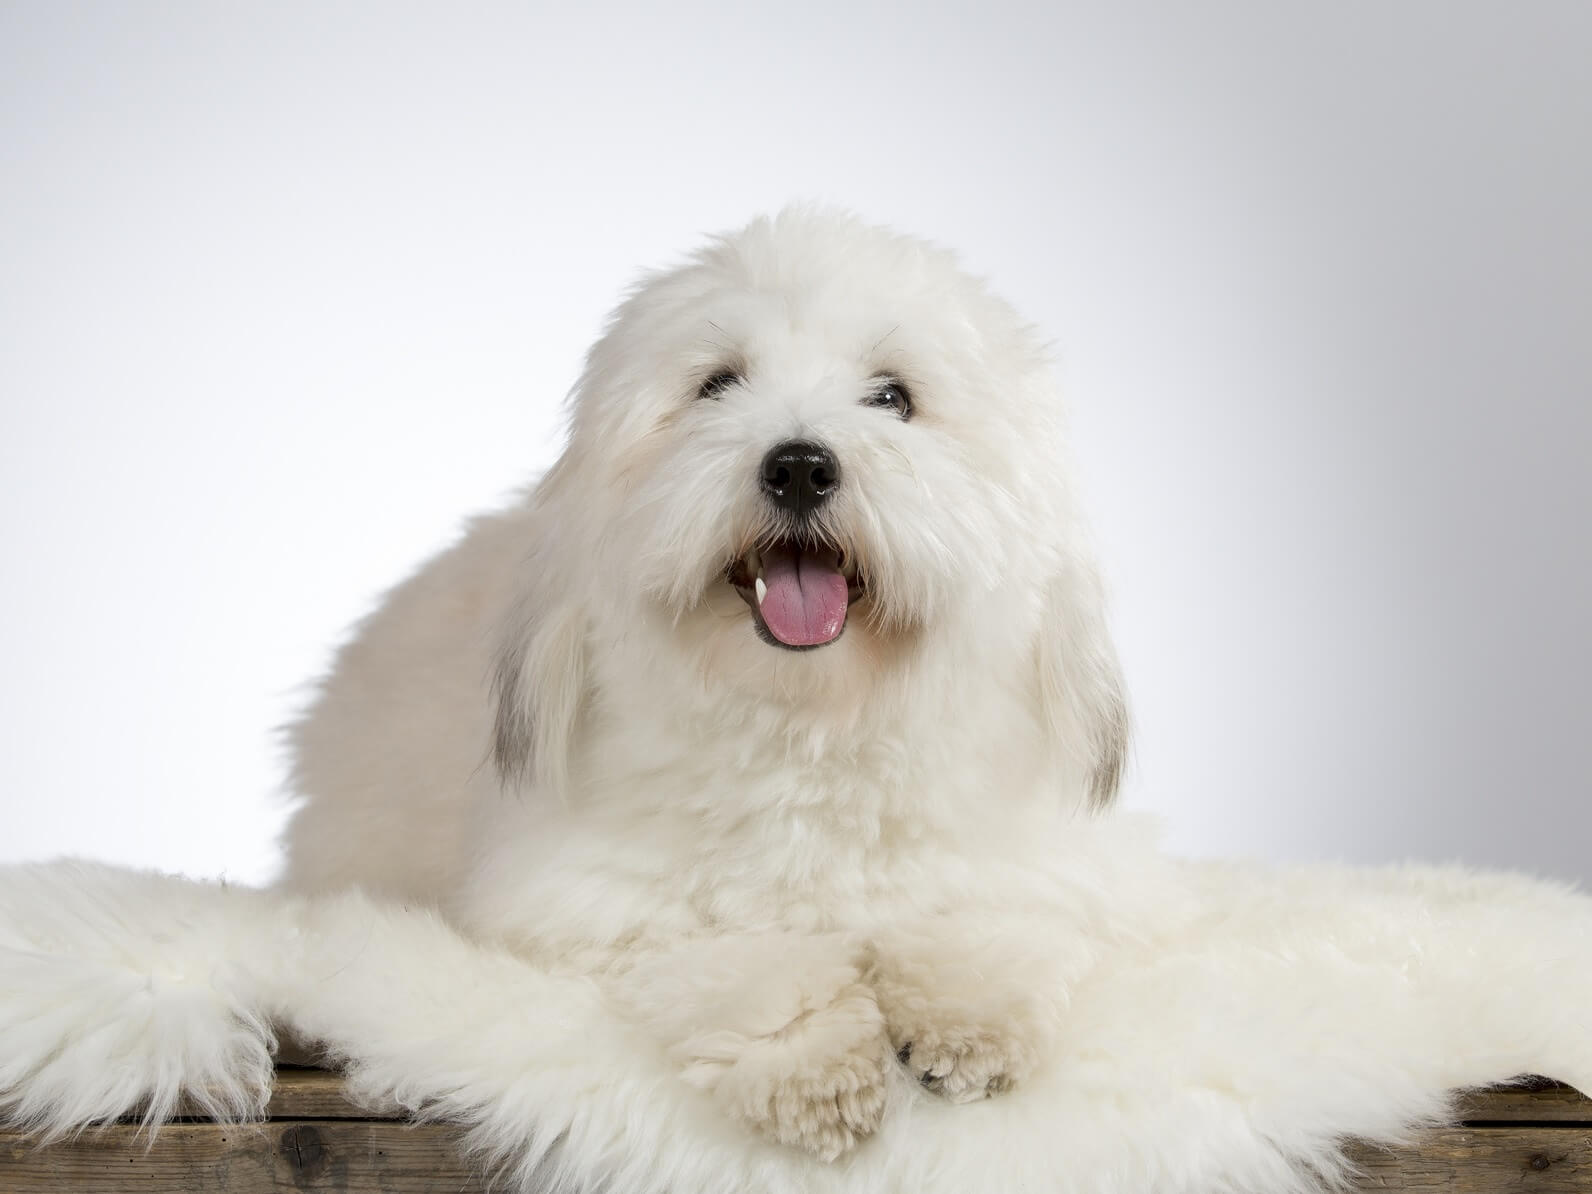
top-left (1455, 1080), bottom-right (1592, 1124)
top-left (0, 1120), bottom-right (487, 1192)
top-left (6, 1121), bottom-right (1592, 1194)
top-left (265, 1067), bottom-right (376, 1119)
top-left (4, 1070), bottom-right (1590, 1194)
top-left (1342, 1125), bottom-right (1592, 1191)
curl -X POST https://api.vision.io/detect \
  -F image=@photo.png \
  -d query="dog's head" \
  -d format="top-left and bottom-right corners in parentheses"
top-left (495, 208), bottom-right (1128, 804)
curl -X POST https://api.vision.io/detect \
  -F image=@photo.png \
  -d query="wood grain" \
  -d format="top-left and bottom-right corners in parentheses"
top-left (0, 1122), bottom-right (485, 1192)
top-left (2, 1067), bottom-right (1589, 1191)
top-left (1346, 1127), bottom-right (1592, 1190)
top-left (1455, 1080), bottom-right (1592, 1124)
top-left (265, 1068), bottom-right (371, 1119)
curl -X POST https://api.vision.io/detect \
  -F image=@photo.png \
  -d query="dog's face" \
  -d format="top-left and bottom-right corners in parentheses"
top-left (496, 209), bottom-right (1127, 802)
top-left (574, 212), bottom-right (1063, 657)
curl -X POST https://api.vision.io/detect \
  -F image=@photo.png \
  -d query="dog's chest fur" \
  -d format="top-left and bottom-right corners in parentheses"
top-left (452, 653), bottom-right (1064, 965)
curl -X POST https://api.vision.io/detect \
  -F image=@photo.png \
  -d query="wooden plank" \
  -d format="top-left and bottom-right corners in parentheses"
top-left (1456, 1080), bottom-right (1592, 1124)
top-left (8, 1117), bottom-right (1592, 1191)
top-left (28, 1066), bottom-right (1588, 1192)
top-left (265, 1068), bottom-right (375, 1119)
top-left (0, 1121), bottom-right (486, 1192)
top-left (1346, 1126), bottom-right (1592, 1190)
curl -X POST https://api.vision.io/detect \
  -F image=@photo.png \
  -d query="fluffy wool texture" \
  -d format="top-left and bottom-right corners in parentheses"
top-left (2, 208), bottom-right (1590, 1191)
top-left (3, 845), bottom-right (1591, 1192)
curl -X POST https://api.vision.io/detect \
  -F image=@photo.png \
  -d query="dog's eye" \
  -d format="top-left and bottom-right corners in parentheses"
top-left (865, 379), bottom-right (912, 419)
top-left (697, 370), bottom-right (742, 401)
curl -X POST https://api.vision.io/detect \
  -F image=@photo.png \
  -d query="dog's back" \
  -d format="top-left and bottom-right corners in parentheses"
top-left (279, 500), bottom-right (534, 904)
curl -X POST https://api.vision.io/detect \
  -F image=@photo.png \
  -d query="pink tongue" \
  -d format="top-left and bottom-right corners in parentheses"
top-left (759, 544), bottom-right (850, 647)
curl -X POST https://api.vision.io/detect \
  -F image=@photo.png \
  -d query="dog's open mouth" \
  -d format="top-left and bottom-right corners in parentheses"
top-left (727, 539), bottom-right (864, 650)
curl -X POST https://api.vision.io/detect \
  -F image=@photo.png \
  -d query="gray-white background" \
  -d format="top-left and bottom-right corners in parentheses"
top-left (2, 2), bottom-right (1588, 885)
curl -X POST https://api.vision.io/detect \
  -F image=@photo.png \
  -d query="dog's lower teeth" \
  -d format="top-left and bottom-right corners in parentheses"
top-left (754, 576), bottom-right (767, 606)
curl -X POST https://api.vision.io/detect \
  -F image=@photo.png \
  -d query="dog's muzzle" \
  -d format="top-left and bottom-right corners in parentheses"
top-left (727, 440), bottom-right (860, 650)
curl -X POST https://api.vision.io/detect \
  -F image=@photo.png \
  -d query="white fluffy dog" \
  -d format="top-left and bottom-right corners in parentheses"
top-left (5, 211), bottom-right (1591, 1194)
top-left (279, 207), bottom-right (1129, 1156)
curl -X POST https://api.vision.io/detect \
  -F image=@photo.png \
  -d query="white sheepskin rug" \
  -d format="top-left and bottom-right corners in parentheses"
top-left (2, 814), bottom-right (1589, 1193)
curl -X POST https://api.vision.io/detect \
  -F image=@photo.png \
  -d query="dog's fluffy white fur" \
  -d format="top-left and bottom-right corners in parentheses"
top-left (2, 209), bottom-right (1591, 1192)
top-left (279, 207), bottom-right (1131, 1151)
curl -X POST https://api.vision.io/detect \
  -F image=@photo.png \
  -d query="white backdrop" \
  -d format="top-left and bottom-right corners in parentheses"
top-left (2, 2), bottom-right (1588, 885)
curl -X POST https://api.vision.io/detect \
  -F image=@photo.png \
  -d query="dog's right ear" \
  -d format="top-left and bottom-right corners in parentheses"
top-left (492, 600), bottom-right (588, 794)
top-left (1033, 552), bottom-right (1131, 808)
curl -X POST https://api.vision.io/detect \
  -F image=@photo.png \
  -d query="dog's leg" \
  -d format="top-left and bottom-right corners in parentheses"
top-left (867, 923), bottom-right (1072, 1103)
top-left (609, 934), bottom-right (893, 1161)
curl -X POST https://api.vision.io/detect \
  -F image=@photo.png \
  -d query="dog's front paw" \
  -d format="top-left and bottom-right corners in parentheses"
top-left (869, 940), bottom-right (1061, 1104)
top-left (710, 981), bottom-right (890, 1160)
top-left (617, 935), bottom-right (894, 1160)
top-left (891, 1023), bottom-right (1033, 1102)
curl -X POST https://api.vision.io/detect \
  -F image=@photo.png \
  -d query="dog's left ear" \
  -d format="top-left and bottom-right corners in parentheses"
top-left (492, 599), bottom-right (589, 796)
top-left (1033, 555), bottom-right (1131, 806)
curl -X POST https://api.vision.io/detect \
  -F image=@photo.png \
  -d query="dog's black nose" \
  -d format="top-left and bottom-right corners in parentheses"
top-left (760, 440), bottom-right (839, 515)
